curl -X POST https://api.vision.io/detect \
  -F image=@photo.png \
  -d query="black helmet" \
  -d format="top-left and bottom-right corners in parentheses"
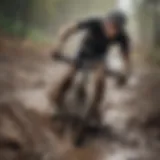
top-left (106, 10), bottom-right (128, 28)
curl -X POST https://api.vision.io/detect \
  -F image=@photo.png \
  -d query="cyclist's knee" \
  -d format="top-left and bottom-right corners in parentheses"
top-left (95, 65), bottom-right (105, 81)
top-left (67, 65), bottom-right (77, 77)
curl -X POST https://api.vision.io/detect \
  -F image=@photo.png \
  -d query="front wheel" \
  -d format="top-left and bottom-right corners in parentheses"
top-left (76, 84), bottom-right (87, 103)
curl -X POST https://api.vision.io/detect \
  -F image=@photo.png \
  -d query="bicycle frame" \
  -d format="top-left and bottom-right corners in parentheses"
top-left (53, 54), bottom-right (125, 78)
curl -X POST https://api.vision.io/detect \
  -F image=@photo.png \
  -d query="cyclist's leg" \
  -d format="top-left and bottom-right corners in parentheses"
top-left (52, 64), bottom-right (77, 108)
top-left (76, 70), bottom-right (88, 102)
top-left (89, 62), bottom-right (106, 120)
top-left (52, 52), bottom-right (84, 108)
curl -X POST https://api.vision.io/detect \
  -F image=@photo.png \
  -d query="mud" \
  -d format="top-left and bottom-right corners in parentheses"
top-left (0, 35), bottom-right (160, 160)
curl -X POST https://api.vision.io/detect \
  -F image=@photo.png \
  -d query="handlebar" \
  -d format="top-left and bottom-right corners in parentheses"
top-left (52, 53), bottom-right (126, 80)
top-left (53, 53), bottom-right (75, 65)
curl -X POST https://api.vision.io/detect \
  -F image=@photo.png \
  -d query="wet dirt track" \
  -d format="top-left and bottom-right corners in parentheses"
top-left (0, 36), bottom-right (160, 160)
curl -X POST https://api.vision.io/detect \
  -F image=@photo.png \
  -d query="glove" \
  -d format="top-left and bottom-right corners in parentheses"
top-left (116, 60), bottom-right (131, 87)
top-left (52, 51), bottom-right (62, 60)
top-left (116, 74), bottom-right (127, 87)
top-left (51, 40), bottom-right (64, 60)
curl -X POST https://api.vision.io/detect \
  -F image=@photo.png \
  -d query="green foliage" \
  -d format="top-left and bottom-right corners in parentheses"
top-left (27, 28), bottom-right (53, 43)
top-left (0, 0), bottom-right (64, 42)
top-left (0, 14), bottom-right (21, 35)
top-left (0, 0), bottom-right (116, 43)
top-left (0, 13), bottom-right (52, 43)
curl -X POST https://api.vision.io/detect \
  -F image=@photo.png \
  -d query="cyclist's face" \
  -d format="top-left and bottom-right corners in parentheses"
top-left (104, 21), bottom-right (118, 38)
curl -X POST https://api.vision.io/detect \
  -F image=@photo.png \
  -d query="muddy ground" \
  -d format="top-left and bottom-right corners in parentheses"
top-left (0, 34), bottom-right (160, 160)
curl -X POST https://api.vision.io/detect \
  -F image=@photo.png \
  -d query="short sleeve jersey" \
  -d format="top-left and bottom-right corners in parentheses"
top-left (77, 18), bottom-right (130, 57)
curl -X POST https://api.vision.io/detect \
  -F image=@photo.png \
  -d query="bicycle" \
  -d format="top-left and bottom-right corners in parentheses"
top-left (52, 52), bottom-right (127, 146)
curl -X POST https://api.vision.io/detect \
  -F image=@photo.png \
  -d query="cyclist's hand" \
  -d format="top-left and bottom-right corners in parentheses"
top-left (116, 74), bottom-right (127, 87)
top-left (52, 50), bottom-right (62, 60)
top-left (51, 41), bottom-right (63, 59)
top-left (116, 59), bottom-right (131, 87)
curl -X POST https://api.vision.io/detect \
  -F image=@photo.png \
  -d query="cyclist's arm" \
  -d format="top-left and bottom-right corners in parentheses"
top-left (58, 23), bottom-right (79, 43)
top-left (54, 22), bottom-right (79, 51)
top-left (119, 34), bottom-right (131, 76)
top-left (55, 18), bottom-right (98, 52)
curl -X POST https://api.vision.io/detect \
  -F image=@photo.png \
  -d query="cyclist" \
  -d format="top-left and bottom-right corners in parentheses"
top-left (52, 10), bottom-right (131, 112)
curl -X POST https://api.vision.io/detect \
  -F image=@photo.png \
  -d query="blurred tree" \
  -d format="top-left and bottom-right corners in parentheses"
top-left (0, 0), bottom-right (116, 39)
top-left (137, 0), bottom-right (160, 52)
top-left (0, 0), bottom-right (33, 38)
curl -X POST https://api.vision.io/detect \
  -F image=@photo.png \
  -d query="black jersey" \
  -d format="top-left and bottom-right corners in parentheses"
top-left (77, 18), bottom-right (130, 58)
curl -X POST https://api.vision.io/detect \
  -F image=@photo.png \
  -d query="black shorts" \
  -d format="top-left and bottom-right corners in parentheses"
top-left (75, 52), bottom-right (105, 70)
